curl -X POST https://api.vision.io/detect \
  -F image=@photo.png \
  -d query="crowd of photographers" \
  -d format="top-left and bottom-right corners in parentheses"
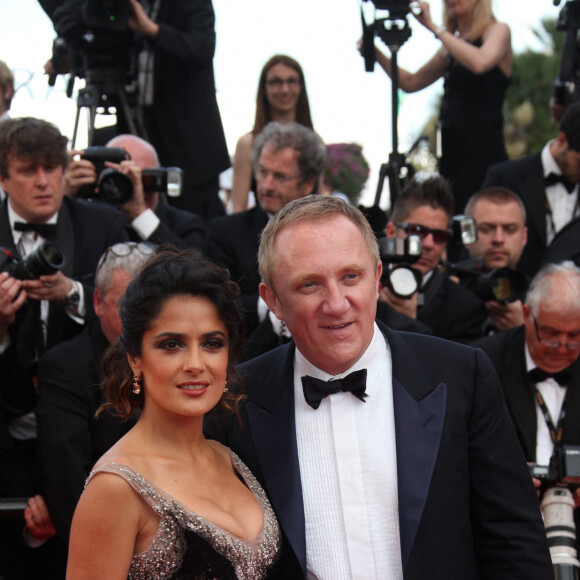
top-left (2, 3), bottom-right (580, 575)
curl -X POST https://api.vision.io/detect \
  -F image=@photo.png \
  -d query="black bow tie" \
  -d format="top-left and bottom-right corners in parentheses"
top-left (528, 367), bottom-right (572, 386)
top-left (14, 221), bottom-right (57, 240)
top-left (544, 172), bottom-right (576, 194)
top-left (301, 369), bottom-right (368, 410)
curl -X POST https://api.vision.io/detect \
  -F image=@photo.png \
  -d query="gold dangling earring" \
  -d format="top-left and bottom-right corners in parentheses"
top-left (133, 373), bottom-right (142, 395)
top-left (223, 380), bottom-right (228, 394)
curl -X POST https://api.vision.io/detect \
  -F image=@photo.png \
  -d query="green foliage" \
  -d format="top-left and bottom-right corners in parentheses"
top-left (504, 18), bottom-right (564, 157)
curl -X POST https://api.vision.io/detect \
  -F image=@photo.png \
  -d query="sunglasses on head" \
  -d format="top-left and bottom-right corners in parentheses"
top-left (395, 223), bottom-right (451, 244)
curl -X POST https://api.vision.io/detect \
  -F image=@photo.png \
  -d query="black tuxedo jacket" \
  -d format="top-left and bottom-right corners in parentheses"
top-left (542, 214), bottom-right (580, 268)
top-left (205, 206), bottom-right (268, 331)
top-left (0, 197), bottom-right (127, 413)
top-left (211, 322), bottom-right (552, 579)
top-left (144, 0), bottom-right (230, 188)
top-left (472, 326), bottom-right (580, 462)
top-left (36, 320), bottom-right (134, 542)
top-left (482, 153), bottom-right (565, 277)
top-left (418, 268), bottom-right (487, 343)
top-left (204, 205), bottom-right (267, 296)
top-left (127, 201), bottom-right (205, 252)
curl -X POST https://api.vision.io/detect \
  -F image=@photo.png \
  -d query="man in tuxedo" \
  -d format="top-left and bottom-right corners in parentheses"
top-left (0, 117), bottom-right (127, 578)
top-left (211, 195), bottom-right (552, 579)
top-left (205, 121), bottom-right (325, 334)
top-left (65, 134), bottom-right (205, 251)
top-left (482, 101), bottom-right (580, 277)
top-left (381, 175), bottom-right (487, 343)
top-left (458, 186), bottom-right (529, 333)
top-left (472, 261), bottom-right (580, 471)
top-left (36, 243), bottom-right (150, 543)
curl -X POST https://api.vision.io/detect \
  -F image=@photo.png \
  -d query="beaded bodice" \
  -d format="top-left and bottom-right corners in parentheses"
top-left (87, 449), bottom-right (280, 580)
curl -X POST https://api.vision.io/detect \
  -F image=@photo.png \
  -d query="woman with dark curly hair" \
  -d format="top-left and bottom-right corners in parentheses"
top-left (230, 54), bottom-right (314, 213)
top-left (67, 249), bottom-right (280, 579)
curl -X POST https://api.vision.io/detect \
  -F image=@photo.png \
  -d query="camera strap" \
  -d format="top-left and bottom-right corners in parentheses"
top-left (534, 387), bottom-right (568, 447)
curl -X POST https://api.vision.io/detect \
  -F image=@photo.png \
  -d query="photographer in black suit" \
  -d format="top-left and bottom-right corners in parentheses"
top-left (65, 134), bottom-right (205, 251)
top-left (0, 117), bottom-right (127, 579)
top-left (458, 186), bottom-right (529, 333)
top-left (45, 0), bottom-right (230, 222)
top-left (381, 175), bottom-right (487, 343)
top-left (483, 101), bottom-right (580, 277)
top-left (473, 262), bottom-right (580, 494)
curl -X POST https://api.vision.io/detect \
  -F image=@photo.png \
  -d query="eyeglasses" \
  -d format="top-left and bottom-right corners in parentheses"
top-left (532, 315), bottom-right (580, 349)
top-left (395, 223), bottom-right (451, 244)
top-left (97, 242), bottom-right (155, 270)
top-left (266, 77), bottom-right (300, 89)
top-left (256, 166), bottom-right (300, 185)
top-left (265, 76), bottom-right (301, 89)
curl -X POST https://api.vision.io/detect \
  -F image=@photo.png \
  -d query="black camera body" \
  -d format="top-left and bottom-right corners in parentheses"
top-left (449, 258), bottom-right (528, 304)
top-left (0, 242), bottom-right (66, 281)
top-left (79, 147), bottom-right (183, 206)
top-left (531, 445), bottom-right (580, 488)
top-left (379, 235), bottom-right (423, 298)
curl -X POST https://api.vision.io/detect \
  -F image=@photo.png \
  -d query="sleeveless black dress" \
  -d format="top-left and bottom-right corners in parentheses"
top-left (86, 449), bottom-right (280, 579)
top-left (439, 38), bottom-right (509, 214)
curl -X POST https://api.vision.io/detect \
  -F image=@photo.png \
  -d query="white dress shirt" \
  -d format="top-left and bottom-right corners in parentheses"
top-left (294, 323), bottom-right (403, 580)
top-left (525, 345), bottom-right (568, 466)
top-left (541, 141), bottom-right (579, 244)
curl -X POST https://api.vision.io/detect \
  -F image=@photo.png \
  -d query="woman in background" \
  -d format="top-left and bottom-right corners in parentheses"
top-left (372, 0), bottom-right (512, 214)
top-left (67, 249), bottom-right (280, 579)
top-left (230, 54), bottom-right (314, 212)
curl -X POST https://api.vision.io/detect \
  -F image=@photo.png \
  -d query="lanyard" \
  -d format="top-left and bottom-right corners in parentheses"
top-left (534, 387), bottom-right (567, 447)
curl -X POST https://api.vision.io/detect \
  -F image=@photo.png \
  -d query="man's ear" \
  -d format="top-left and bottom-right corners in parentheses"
top-left (259, 282), bottom-right (282, 319)
top-left (385, 222), bottom-right (397, 238)
top-left (93, 288), bottom-right (102, 317)
top-left (522, 303), bottom-right (531, 322)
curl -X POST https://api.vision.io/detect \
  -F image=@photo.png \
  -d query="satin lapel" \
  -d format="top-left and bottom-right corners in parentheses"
top-left (380, 324), bottom-right (446, 570)
top-left (0, 200), bottom-right (17, 252)
top-left (46, 202), bottom-right (75, 347)
top-left (245, 344), bottom-right (306, 574)
top-left (55, 200), bottom-right (75, 279)
top-left (500, 330), bottom-right (537, 460)
top-left (520, 156), bottom-right (548, 247)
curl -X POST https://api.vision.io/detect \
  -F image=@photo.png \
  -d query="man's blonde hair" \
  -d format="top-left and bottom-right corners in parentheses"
top-left (258, 195), bottom-right (380, 290)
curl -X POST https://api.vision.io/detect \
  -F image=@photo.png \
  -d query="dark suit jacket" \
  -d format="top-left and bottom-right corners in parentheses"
top-left (472, 326), bottom-right (580, 462)
top-left (144, 0), bottom-right (230, 188)
top-left (210, 322), bottom-right (552, 579)
top-left (36, 320), bottom-right (134, 542)
top-left (0, 197), bottom-right (128, 412)
top-left (418, 268), bottom-right (487, 343)
top-left (204, 205), bottom-right (267, 296)
top-left (482, 154), bottom-right (564, 277)
top-left (542, 214), bottom-right (580, 268)
top-left (127, 201), bottom-right (205, 252)
top-left (205, 206), bottom-right (268, 331)
top-left (0, 197), bottom-right (127, 501)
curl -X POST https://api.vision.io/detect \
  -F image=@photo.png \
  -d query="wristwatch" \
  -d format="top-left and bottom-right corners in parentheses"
top-left (65, 280), bottom-right (81, 307)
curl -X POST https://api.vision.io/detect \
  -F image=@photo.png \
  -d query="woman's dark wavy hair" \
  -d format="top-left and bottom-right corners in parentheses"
top-left (100, 248), bottom-right (245, 420)
top-left (252, 54), bottom-right (314, 136)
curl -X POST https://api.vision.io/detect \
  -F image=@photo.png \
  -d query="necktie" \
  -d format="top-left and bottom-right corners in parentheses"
top-left (301, 369), bottom-right (368, 410)
top-left (528, 367), bottom-right (572, 386)
top-left (544, 172), bottom-right (576, 194)
top-left (14, 221), bottom-right (57, 240)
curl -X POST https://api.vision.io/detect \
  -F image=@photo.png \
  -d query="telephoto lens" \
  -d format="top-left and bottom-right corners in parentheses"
top-left (541, 487), bottom-right (580, 579)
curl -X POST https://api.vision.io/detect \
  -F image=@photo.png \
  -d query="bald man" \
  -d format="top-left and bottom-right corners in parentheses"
top-left (65, 134), bottom-right (205, 251)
